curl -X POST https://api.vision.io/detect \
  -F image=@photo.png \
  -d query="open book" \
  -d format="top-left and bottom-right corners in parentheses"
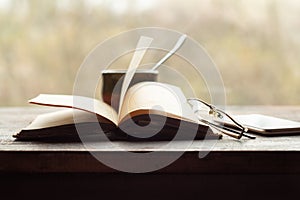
top-left (14, 82), bottom-right (220, 141)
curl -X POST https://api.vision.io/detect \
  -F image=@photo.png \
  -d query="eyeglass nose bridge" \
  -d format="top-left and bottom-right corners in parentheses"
top-left (187, 97), bottom-right (255, 139)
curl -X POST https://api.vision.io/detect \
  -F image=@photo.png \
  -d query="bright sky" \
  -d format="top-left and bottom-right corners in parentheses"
top-left (0, 0), bottom-right (158, 13)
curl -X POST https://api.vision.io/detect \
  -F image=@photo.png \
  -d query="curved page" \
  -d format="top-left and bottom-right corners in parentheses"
top-left (29, 94), bottom-right (118, 125)
top-left (119, 82), bottom-right (199, 124)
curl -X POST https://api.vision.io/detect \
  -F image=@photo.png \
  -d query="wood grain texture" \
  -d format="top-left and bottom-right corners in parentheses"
top-left (1, 106), bottom-right (300, 173)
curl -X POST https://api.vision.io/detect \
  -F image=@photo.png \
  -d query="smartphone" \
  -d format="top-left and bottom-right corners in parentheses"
top-left (224, 114), bottom-right (300, 136)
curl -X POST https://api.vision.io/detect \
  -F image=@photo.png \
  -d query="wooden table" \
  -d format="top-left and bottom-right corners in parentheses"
top-left (1, 106), bottom-right (300, 199)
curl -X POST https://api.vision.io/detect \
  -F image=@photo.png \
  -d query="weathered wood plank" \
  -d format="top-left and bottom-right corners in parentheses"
top-left (1, 106), bottom-right (300, 152)
top-left (1, 106), bottom-right (300, 173)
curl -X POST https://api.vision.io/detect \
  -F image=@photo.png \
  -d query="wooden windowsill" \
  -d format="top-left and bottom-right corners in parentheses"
top-left (1, 106), bottom-right (300, 174)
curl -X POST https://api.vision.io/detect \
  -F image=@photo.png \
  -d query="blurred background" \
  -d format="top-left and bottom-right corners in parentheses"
top-left (0, 0), bottom-right (300, 106)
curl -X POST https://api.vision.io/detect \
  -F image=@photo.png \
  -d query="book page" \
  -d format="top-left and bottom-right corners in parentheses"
top-left (119, 82), bottom-right (200, 124)
top-left (23, 109), bottom-right (101, 130)
top-left (29, 94), bottom-right (118, 125)
top-left (118, 36), bottom-right (153, 115)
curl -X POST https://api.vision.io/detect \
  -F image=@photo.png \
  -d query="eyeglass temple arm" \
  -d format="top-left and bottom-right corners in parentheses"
top-left (203, 120), bottom-right (241, 139)
top-left (201, 119), bottom-right (255, 139)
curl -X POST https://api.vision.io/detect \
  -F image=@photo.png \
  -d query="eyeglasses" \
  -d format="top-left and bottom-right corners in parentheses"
top-left (187, 98), bottom-right (256, 139)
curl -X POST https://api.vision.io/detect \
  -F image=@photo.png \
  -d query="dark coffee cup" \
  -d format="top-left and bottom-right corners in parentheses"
top-left (101, 69), bottom-right (158, 111)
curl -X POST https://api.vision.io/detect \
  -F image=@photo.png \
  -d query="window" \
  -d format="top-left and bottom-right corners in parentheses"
top-left (0, 0), bottom-right (299, 105)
